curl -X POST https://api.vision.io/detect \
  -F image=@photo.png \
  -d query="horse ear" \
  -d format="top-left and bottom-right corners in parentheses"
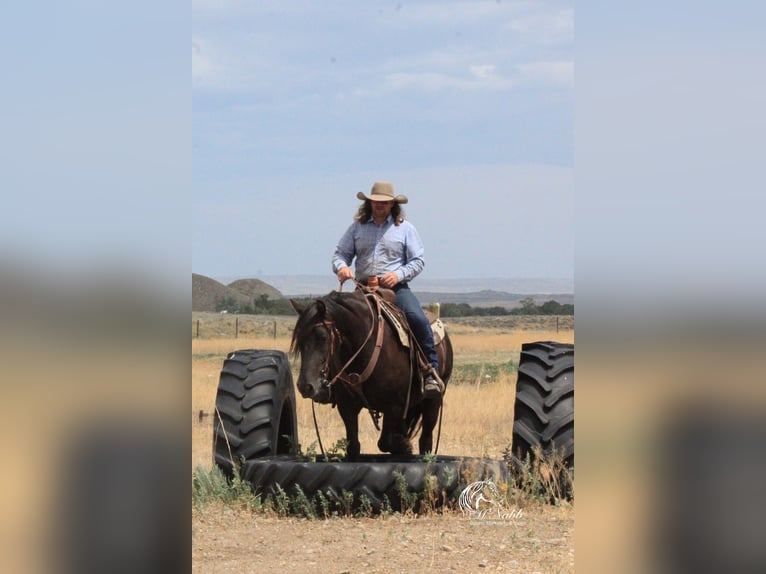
top-left (290, 299), bottom-right (304, 314)
top-left (315, 299), bottom-right (326, 318)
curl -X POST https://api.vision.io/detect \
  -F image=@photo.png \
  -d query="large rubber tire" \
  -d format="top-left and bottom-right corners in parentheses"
top-left (242, 454), bottom-right (508, 513)
top-left (213, 350), bottom-right (298, 477)
top-left (512, 341), bottom-right (574, 467)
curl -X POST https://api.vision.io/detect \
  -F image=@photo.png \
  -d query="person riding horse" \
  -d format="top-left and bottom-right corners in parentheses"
top-left (332, 181), bottom-right (445, 399)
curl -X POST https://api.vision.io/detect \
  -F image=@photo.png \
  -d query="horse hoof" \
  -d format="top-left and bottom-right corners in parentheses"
top-left (389, 435), bottom-right (413, 455)
top-left (346, 442), bottom-right (361, 460)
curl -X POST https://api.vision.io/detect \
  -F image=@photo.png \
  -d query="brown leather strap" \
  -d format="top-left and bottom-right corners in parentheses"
top-left (328, 290), bottom-right (384, 413)
top-left (327, 292), bottom-right (376, 388)
top-left (350, 293), bottom-right (385, 384)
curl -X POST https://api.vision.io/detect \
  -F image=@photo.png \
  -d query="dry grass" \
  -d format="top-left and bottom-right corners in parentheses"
top-left (450, 330), bottom-right (573, 364)
top-left (192, 320), bottom-right (573, 469)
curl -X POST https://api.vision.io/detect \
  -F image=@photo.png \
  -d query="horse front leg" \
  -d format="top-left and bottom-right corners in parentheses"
top-left (337, 399), bottom-right (362, 460)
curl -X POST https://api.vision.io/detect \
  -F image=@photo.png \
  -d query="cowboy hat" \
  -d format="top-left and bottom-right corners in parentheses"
top-left (356, 181), bottom-right (408, 204)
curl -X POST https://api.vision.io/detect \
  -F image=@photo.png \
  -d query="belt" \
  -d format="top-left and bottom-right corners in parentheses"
top-left (360, 277), bottom-right (408, 291)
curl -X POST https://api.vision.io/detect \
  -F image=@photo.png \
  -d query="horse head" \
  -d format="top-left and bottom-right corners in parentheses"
top-left (290, 297), bottom-right (336, 404)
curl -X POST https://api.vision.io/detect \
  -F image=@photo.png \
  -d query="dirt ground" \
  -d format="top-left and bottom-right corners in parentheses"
top-left (192, 504), bottom-right (574, 573)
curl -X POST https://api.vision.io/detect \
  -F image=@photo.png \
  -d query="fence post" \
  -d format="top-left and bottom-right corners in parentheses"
top-left (235, 316), bottom-right (239, 338)
top-left (196, 319), bottom-right (200, 338)
top-left (556, 316), bottom-right (560, 333)
top-left (273, 320), bottom-right (277, 342)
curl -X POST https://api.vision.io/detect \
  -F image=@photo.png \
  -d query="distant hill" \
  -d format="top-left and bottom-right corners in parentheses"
top-left (192, 273), bottom-right (283, 312)
top-left (215, 274), bottom-right (574, 297)
top-left (227, 278), bottom-right (283, 301)
top-left (196, 273), bottom-right (573, 311)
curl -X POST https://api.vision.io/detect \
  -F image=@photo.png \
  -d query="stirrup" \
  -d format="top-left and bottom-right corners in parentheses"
top-left (423, 369), bottom-right (444, 399)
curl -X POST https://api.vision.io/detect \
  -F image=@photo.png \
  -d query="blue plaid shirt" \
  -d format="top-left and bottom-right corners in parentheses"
top-left (332, 215), bottom-right (425, 284)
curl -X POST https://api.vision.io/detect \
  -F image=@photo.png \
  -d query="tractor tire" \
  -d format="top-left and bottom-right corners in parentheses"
top-left (512, 341), bottom-right (574, 468)
top-left (241, 454), bottom-right (508, 514)
top-left (213, 349), bottom-right (298, 478)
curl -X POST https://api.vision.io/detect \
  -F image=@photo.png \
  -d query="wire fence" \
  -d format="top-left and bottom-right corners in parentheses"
top-left (192, 314), bottom-right (296, 340)
top-left (192, 313), bottom-right (573, 339)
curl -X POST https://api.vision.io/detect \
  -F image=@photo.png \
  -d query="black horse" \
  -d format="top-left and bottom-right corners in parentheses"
top-left (290, 288), bottom-right (453, 458)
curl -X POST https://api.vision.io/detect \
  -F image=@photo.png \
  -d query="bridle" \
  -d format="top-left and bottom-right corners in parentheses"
top-left (303, 289), bottom-right (386, 458)
top-left (309, 290), bottom-right (385, 406)
top-left (312, 317), bottom-right (341, 392)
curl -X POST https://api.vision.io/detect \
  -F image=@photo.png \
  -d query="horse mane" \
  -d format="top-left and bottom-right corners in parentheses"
top-left (290, 291), bottom-right (366, 356)
top-left (290, 300), bottom-right (319, 356)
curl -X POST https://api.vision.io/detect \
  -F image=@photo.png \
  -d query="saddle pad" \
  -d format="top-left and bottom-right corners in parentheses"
top-left (380, 300), bottom-right (410, 348)
top-left (381, 301), bottom-right (446, 348)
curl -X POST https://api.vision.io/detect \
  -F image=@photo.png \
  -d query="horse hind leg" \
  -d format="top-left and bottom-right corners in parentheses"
top-left (418, 403), bottom-right (441, 455)
top-left (378, 433), bottom-right (412, 455)
top-left (377, 428), bottom-right (391, 453)
top-left (390, 433), bottom-right (413, 455)
top-left (378, 413), bottom-right (412, 455)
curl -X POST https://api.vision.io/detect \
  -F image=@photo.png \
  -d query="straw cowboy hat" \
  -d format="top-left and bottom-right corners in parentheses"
top-left (356, 181), bottom-right (408, 204)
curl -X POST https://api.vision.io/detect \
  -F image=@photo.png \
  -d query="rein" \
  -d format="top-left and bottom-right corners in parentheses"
top-left (327, 289), bottom-right (384, 389)
top-left (314, 282), bottom-right (386, 425)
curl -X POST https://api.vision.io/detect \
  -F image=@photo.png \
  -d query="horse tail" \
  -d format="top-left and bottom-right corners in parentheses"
top-left (406, 404), bottom-right (423, 439)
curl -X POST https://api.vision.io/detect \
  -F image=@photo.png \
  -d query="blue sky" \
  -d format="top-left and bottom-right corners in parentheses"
top-left (1, 1), bottom-right (189, 285)
top-left (2, 1), bottom-right (760, 299)
top-left (192, 0), bottom-right (574, 282)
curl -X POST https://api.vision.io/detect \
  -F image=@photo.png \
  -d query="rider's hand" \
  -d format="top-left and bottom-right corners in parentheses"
top-left (380, 272), bottom-right (398, 289)
top-left (337, 267), bottom-right (354, 283)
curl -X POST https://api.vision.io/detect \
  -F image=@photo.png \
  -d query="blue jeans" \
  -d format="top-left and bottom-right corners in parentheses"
top-left (394, 284), bottom-right (438, 370)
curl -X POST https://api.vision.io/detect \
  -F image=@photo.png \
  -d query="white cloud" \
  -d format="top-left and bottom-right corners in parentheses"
top-left (192, 2), bottom-right (573, 100)
top-left (517, 61), bottom-right (574, 88)
top-left (469, 64), bottom-right (497, 80)
top-left (383, 72), bottom-right (464, 92)
top-left (192, 37), bottom-right (217, 86)
top-left (381, 65), bottom-right (513, 94)
top-left (397, 0), bottom-right (532, 26)
top-left (398, 1), bottom-right (573, 48)
top-left (367, 59), bottom-right (571, 96)
top-left (192, 33), bottom-right (282, 93)
top-left (507, 7), bottom-right (574, 45)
